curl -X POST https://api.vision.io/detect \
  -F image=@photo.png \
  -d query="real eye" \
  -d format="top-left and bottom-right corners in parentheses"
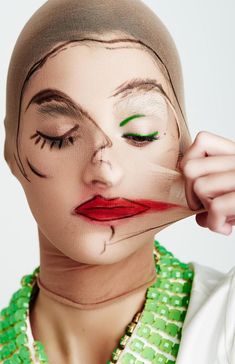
top-left (30, 125), bottom-right (79, 150)
top-left (122, 131), bottom-right (159, 147)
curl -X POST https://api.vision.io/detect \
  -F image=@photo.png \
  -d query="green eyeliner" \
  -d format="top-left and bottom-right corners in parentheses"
top-left (123, 131), bottom-right (159, 138)
top-left (119, 114), bottom-right (145, 127)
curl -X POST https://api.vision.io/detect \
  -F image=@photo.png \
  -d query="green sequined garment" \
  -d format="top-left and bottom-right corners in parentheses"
top-left (0, 240), bottom-right (194, 364)
top-left (109, 241), bottom-right (194, 364)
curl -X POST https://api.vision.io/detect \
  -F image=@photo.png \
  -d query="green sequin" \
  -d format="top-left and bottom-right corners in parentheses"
top-left (153, 318), bottom-right (166, 330)
top-left (120, 352), bottom-right (137, 363)
top-left (148, 333), bottom-right (161, 346)
top-left (165, 323), bottom-right (179, 337)
top-left (153, 353), bottom-right (167, 363)
top-left (141, 347), bottom-right (156, 360)
top-left (141, 311), bottom-right (154, 324)
top-left (130, 339), bottom-right (144, 353)
top-left (137, 324), bottom-right (151, 338)
top-left (35, 340), bottom-right (49, 362)
top-left (156, 305), bottom-right (169, 317)
top-left (159, 338), bottom-right (173, 353)
top-left (168, 309), bottom-right (182, 321)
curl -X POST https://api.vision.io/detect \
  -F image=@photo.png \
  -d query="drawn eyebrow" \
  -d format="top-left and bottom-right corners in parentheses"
top-left (110, 77), bottom-right (167, 99)
top-left (25, 89), bottom-right (93, 122)
top-left (24, 77), bottom-right (168, 123)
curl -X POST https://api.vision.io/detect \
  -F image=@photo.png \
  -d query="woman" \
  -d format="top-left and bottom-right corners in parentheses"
top-left (1, 1), bottom-right (235, 363)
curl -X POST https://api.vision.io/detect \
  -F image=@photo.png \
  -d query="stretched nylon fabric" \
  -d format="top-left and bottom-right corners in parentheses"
top-left (4, 0), bottom-right (191, 161)
top-left (3, 0), bottom-right (203, 309)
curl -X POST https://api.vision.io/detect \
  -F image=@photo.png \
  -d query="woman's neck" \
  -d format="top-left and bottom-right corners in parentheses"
top-left (29, 283), bottom-right (148, 363)
top-left (36, 230), bottom-right (157, 309)
top-left (30, 231), bottom-right (157, 362)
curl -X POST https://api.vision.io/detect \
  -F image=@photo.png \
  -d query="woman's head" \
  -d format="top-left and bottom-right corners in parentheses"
top-left (4, 0), bottom-right (191, 166)
top-left (3, 0), bottom-right (192, 264)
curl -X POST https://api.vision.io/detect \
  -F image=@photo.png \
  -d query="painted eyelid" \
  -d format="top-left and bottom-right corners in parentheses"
top-left (36, 125), bottom-right (79, 140)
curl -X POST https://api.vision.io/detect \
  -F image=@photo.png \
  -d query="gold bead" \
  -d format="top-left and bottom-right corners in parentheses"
top-left (126, 322), bottom-right (136, 334)
top-left (120, 334), bottom-right (130, 348)
top-left (133, 312), bottom-right (141, 323)
top-left (112, 348), bottom-right (122, 361)
top-left (153, 247), bottom-right (161, 262)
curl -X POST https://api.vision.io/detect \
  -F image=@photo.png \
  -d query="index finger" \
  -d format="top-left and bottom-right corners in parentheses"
top-left (180, 130), bottom-right (235, 169)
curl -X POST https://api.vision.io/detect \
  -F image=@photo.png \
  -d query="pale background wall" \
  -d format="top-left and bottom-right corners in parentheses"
top-left (0, 0), bottom-right (234, 307)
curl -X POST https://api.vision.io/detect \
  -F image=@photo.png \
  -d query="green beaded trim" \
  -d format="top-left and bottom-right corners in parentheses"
top-left (0, 267), bottom-right (49, 364)
top-left (107, 240), bottom-right (194, 364)
top-left (0, 240), bottom-right (194, 364)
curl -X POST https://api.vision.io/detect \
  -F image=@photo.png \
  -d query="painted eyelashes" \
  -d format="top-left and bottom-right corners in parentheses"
top-left (30, 125), bottom-right (79, 150)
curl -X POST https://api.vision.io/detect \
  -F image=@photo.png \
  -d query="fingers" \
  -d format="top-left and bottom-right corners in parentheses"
top-left (179, 131), bottom-right (235, 210)
top-left (180, 131), bottom-right (235, 162)
top-left (183, 155), bottom-right (235, 180)
top-left (193, 170), bottom-right (235, 209)
top-left (195, 192), bottom-right (235, 235)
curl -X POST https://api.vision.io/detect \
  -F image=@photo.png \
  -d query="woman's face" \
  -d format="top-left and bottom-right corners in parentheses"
top-left (16, 41), bottom-right (183, 264)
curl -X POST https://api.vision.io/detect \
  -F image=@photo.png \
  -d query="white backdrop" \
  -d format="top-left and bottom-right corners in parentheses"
top-left (0, 0), bottom-right (234, 307)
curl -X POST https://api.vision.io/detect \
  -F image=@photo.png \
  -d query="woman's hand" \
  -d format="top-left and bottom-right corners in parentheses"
top-left (179, 131), bottom-right (235, 235)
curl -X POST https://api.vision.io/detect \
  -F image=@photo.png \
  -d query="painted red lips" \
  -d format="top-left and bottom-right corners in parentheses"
top-left (73, 195), bottom-right (179, 222)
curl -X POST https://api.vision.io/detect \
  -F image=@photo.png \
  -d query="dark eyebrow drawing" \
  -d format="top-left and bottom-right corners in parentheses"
top-left (24, 77), bottom-right (169, 123)
top-left (25, 89), bottom-right (92, 122)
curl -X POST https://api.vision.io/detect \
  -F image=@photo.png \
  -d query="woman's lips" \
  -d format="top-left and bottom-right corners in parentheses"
top-left (73, 195), bottom-right (180, 222)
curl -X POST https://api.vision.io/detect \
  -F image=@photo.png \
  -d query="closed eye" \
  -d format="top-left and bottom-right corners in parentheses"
top-left (122, 131), bottom-right (159, 147)
top-left (30, 125), bottom-right (79, 150)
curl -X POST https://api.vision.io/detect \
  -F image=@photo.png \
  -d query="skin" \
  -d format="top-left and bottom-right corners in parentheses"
top-left (8, 40), bottom-right (235, 363)
top-left (180, 131), bottom-right (235, 234)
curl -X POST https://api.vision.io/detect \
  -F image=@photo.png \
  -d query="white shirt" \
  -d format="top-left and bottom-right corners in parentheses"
top-left (177, 262), bottom-right (235, 364)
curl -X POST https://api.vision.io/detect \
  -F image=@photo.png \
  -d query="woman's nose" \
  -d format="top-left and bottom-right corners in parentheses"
top-left (82, 145), bottom-right (124, 190)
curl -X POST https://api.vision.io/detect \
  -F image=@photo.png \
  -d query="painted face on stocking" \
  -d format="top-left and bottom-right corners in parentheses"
top-left (16, 40), bottom-right (186, 265)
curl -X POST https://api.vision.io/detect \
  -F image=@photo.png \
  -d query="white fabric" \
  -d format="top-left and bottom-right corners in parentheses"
top-left (26, 262), bottom-right (235, 363)
top-left (177, 262), bottom-right (235, 364)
